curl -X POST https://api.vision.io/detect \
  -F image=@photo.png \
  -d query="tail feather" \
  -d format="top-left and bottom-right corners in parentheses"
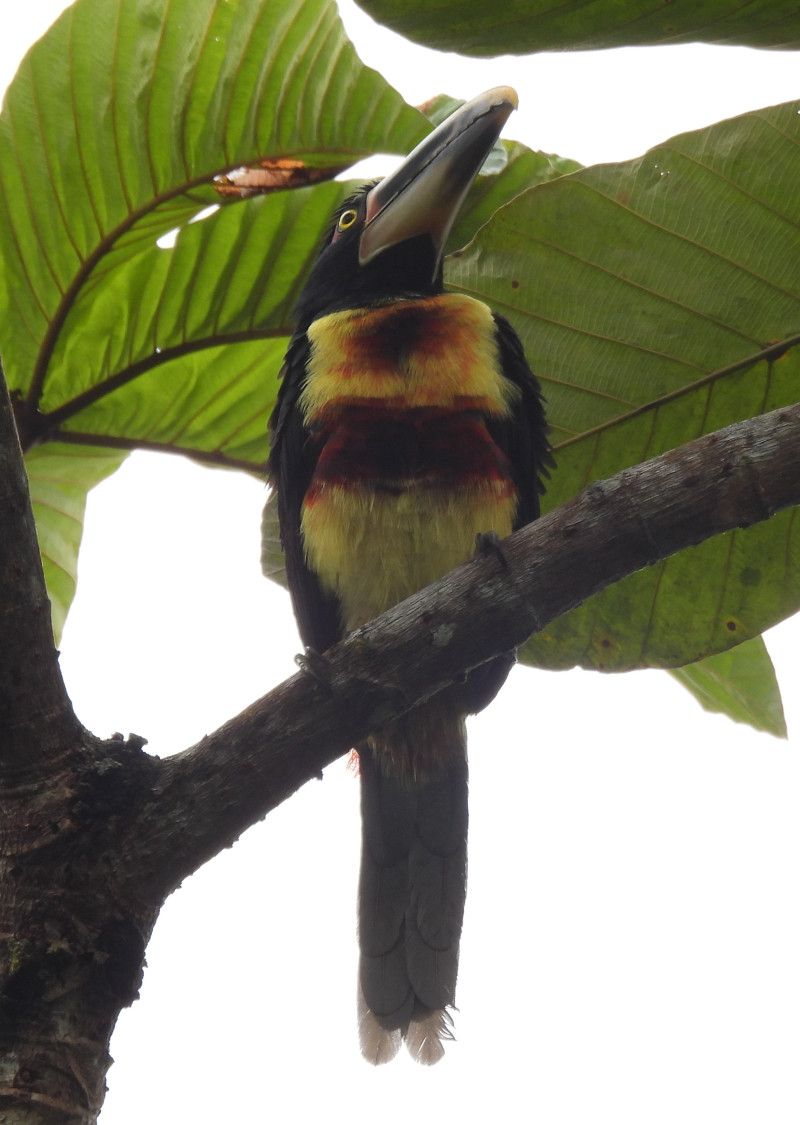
top-left (357, 708), bottom-right (467, 1064)
top-left (358, 985), bottom-right (403, 1065)
top-left (405, 925), bottom-right (460, 1012)
top-left (359, 942), bottom-right (414, 1024)
top-left (358, 855), bottom-right (408, 955)
top-left (405, 1004), bottom-right (455, 1066)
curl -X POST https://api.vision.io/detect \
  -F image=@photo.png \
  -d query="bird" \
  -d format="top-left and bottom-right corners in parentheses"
top-left (268, 87), bottom-right (551, 1065)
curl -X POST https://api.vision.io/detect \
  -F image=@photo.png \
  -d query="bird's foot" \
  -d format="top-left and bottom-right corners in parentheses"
top-left (474, 530), bottom-right (510, 571)
top-left (295, 647), bottom-right (334, 691)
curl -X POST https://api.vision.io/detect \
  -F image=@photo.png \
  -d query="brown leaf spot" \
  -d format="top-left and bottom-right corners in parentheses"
top-left (214, 159), bottom-right (346, 199)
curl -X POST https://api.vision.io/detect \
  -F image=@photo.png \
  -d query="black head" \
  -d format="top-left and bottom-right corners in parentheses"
top-left (293, 87), bottom-right (519, 331)
top-left (293, 186), bottom-right (443, 331)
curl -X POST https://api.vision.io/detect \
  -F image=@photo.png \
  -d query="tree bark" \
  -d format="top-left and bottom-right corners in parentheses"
top-left (0, 374), bottom-right (161, 1123)
top-left (0, 382), bottom-right (80, 772)
top-left (1, 365), bottom-right (798, 1120)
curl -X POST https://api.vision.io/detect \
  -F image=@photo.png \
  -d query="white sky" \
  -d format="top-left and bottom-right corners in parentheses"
top-left (4, 4), bottom-right (800, 1123)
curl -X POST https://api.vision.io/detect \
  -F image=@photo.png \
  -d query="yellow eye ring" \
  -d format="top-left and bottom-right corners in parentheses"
top-left (337, 208), bottom-right (358, 232)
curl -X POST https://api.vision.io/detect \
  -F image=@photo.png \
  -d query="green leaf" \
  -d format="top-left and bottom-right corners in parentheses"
top-left (0, 0), bottom-right (426, 408)
top-left (45, 181), bottom-right (354, 468)
top-left (0, 0), bottom-right (426, 631)
top-left (449, 139), bottom-right (580, 252)
top-left (670, 636), bottom-right (787, 738)
top-left (25, 443), bottom-right (127, 645)
top-left (444, 100), bottom-right (800, 672)
top-left (356, 0), bottom-right (800, 54)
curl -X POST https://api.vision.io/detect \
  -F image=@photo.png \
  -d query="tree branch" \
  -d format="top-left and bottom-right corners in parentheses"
top-left (124, 401), bottom-right (800, 900)
top-left (0, 377), bottom-right (79, 772)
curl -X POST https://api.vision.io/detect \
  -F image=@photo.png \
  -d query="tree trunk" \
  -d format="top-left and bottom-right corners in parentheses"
top-left (1, 734), bottom-right (158, 1124)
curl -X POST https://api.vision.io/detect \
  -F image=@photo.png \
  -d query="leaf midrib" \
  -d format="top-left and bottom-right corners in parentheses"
top-left (552, 333), bottom-right (800, 452)
top-left (38, 327), bottom-right (290, 433)
top-left (20, 155), bottom-right (355, 433)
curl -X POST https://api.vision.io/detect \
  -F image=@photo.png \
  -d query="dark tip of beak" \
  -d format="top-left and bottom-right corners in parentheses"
top-left (359, 86), bottom-right (519, 270)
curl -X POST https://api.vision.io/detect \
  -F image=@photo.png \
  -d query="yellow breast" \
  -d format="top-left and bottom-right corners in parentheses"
top-left (300, 293), bottom-right (514, 421)
top-left (302, 484), bottom-right (515, 631)
top-left (299, 294), bottom-right (518, 631)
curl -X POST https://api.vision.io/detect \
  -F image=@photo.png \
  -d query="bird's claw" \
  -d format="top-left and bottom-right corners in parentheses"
top-left (295, 647), bottom-right (334, 690)
top-left (474, 530), bottom-right (510, 570)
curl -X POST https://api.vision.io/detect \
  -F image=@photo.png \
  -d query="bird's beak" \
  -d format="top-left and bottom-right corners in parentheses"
top-left (358, 86), bottom-right (518, 270)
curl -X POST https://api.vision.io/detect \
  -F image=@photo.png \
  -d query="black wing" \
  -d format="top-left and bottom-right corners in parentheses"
top-left (488, 313), bottom-right (553, 530)
top-left (268, 333), bottom-right (343, 653)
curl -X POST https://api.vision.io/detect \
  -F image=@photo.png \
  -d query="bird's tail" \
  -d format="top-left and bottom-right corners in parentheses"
top-left (356, 705), bottom-right (468, 1065)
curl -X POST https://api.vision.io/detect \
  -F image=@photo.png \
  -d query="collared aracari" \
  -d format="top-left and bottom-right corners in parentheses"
top-left (268, 88), bottom-right (550, 1064)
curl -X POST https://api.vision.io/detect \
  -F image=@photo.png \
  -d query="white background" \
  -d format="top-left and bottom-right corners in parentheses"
top-left (3, 3), bottom-right (800, 1122)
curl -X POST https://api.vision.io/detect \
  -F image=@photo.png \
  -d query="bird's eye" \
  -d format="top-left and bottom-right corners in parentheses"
top-left (337, 209), bottom-right (358, 232)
